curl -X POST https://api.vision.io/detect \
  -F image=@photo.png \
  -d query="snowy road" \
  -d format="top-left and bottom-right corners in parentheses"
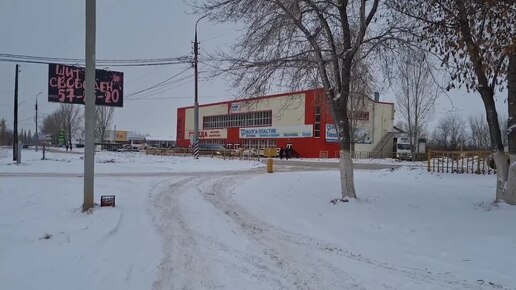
top-left (149, 171), bottom-right (512, 290)
top-left (151, 172), bottom-right (364, 289)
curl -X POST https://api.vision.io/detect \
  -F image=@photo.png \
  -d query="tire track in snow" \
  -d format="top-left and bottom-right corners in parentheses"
top-left (150, 171), bottom-right (512, 290)
top-left (200, 175), bottom-right (512, 290)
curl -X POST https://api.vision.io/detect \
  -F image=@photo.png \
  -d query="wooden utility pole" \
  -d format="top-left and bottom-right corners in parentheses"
top-left (13, 64), bottom-right (19, 161)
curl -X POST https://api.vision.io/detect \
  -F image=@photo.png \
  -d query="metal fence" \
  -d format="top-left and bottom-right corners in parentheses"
top-left (427, 150), bottom-right (495, 174)
top-left (145, 147), bottom-right (261, 161)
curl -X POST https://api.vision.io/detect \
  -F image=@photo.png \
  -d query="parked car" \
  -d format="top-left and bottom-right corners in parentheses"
top-left (117, 144), bottom-right (140, 152)
top-left (22, 144), bottom-right (29, 149)
top-left (239, 148), bottom-right (258, 156)
top-left (198, 143), bottom-right (234, 155)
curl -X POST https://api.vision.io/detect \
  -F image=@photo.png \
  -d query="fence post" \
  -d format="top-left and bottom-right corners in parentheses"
top-left (427, 151), bottom-right (431, 172)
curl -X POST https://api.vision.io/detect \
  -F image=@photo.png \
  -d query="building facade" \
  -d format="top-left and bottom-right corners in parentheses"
top-left (176, 88), bottom-right (394, 158)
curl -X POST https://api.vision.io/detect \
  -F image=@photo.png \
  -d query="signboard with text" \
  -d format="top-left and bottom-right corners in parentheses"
top-left (187, 129), bottom-right (228, 140)
top-left (325, 124), bottom-right (339, 142)
top-left (326, 124), bottom-right (372, 144)
top-left (48, 63), bottom-right (124, 107)
top-left (239, 125), bottom-right (313, 139)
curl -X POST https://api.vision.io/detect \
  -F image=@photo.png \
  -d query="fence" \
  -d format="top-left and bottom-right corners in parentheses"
top-left (427, 150), bottom-right (495, 174)
top-left (145, 147), bottom-right (261, 160)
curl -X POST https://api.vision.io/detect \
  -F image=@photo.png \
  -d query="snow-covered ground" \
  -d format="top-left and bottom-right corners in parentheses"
top-left (1, 146), bottom-right (515, 290)
top-left (0, 147), bottom-right (263, 174)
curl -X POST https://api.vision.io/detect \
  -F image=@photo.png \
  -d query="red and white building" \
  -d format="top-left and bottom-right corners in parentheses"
top-left (176, 88), bottom-right (394, 158)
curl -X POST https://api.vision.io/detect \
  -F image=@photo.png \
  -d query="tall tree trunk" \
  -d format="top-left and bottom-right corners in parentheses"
top-left (480, 88), bottom-right (507, 202)
top-left (505, 54), bottom-right (516, 205)
top-left (337, 66), bottom-right (357, 199)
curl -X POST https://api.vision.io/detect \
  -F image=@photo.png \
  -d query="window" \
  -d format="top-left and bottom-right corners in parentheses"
top-left (348, 111), bottom-right (369, 121)
top-left (203, 110), bottom-right (272, 129)
top-left (314, 106), bottom-right (321, 137)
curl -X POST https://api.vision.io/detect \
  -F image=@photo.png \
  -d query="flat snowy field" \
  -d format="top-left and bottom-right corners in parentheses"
top-left (1, 147), bottom-right (514, 290)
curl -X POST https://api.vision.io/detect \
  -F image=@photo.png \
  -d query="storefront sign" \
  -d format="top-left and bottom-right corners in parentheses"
top-left (326, 124), bottom-right (372, 144)
top-left (187, 129), bottom-right (227, 139)
top-left (115, 130), bottom-right (128, 142)
top-left (240, 125), bottom-right (313, 138)
top-left (230, 103), bottom-right (241, 113)
top-left (326, 124), bottom-right (339, 142)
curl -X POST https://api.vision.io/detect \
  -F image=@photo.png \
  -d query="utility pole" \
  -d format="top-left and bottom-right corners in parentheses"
top-left (83, 0), bottom-right (96, 212)
top-left (35, 92), bottom-right (41, 152)
top-left (13, 64), bottom-right (19, 161)
top-left (193, 16), bottom-right (207, 159)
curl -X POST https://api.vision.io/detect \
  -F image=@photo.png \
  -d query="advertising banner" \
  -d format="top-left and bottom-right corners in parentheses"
top-left (48, 63), bottom-right (124, 107)
top-left (187, 129), bottom-right (228, 140)
top-left (325, 124), bottom-right (339, 142)
top-left (239, 125), bottom-right (313, 139)
top-left (326, 124), bottom-right (372, 144)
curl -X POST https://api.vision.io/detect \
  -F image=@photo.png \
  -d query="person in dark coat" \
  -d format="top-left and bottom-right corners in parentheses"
top-left (285, 147), bottom-right (290, 160)
top-left (279, 148), bottom-right (284, 159)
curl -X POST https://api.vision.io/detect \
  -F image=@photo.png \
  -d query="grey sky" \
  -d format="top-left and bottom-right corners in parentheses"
top-left (0, 0), bottom-right (508, 138)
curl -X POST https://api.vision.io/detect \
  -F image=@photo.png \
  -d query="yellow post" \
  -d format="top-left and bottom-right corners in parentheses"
top-left (267, 158), bottom-right (273, 173)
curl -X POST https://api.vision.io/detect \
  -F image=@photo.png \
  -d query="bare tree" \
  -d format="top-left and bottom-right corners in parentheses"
top-left (0, 118), bottom-right (10, 145)
top-left (388, 0), bottom-right (515, 203)
top-left (431, 114), bottom-right (466, 150)
top-left (196, 0), bottom-right (406, 199)
top-left (95, 106), bottom-right (114, 142)
top-left (59, 104), bottom-right (83, 149)
top-left (506, 54), bottom-right (516, 204)
top-left (41, 110), bottom-right (63, 145)
top-left (468, 115), bottom-right (490, 150)
top-left (394, 48), bottom-right (438, 160)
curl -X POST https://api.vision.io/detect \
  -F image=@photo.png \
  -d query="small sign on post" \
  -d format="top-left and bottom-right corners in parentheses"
top-left (58, 130), bottom-right (65, 146)
top-left (100, 195), bottom-right (116, 207)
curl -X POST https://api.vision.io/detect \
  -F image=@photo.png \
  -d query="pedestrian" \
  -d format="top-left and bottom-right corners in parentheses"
top-left (285, 146), bottom-right (290, 160)
top-left (279, 148), bottom-right (284, 159)
top-left (66, 144), bottom-right (69, 151)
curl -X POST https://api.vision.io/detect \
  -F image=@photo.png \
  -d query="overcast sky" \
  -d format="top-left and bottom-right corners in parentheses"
top-left (0, 0), bottom-right (509, 138)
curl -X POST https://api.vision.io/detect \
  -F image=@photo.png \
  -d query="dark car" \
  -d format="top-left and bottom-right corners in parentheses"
top-left (22, 144), bottom-right (29, 149)
top-left (198, 143), bottom-right (233, 155)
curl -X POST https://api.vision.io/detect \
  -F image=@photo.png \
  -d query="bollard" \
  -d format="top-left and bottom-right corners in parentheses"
top-left (267, 158), bottom-right (273, 173)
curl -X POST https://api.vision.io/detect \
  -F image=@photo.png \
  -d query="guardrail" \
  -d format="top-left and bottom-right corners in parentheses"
top-left (427, 150), bottom-right (494, 174)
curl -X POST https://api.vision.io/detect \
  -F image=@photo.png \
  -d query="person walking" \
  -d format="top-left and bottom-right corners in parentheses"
top-left (279, 148), bottom-right (284, 159)
top-left (285, 146), bottom-right (290, 160)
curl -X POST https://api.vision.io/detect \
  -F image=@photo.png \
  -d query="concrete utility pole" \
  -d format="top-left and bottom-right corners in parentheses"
top-left (13, 64), bottom-right (19, 161)
top-left (83, 0), bottom-right (96, 212)
top-left (193, 15), bottom-right (207, 159)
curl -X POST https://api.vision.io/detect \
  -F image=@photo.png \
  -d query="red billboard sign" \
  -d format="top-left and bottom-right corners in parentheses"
top-left (48, 63), bottom-right (124, 107)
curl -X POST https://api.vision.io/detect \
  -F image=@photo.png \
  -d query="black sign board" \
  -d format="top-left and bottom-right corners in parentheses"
top-left (48, 63), bottom-right (124, 107)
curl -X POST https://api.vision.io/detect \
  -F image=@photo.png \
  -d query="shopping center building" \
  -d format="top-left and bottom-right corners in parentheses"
top-left (176, 88), bottom-right (394, 158)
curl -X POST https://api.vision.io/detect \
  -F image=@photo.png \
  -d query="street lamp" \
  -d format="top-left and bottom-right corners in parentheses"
top-left (193, 15), bottom-right (208, 159)
top-left (35, 92), bottom-right (42, 152)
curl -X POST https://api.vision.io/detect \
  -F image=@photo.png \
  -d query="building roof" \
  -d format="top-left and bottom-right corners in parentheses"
top-left (145, 136), bottom-right (175, 142)
top-left (177, 88), bottom-right (393, 110)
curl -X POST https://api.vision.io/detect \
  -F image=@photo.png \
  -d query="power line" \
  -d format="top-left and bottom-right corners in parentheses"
top-left (125, 67), bottom-right (192, 99)
top-left (0, 52), bottom-right (192, 67)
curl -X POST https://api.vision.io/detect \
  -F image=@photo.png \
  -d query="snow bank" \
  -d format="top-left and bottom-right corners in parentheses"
top-left (232, 167), bottom-right (516, 288)
top-left (0, 176), bottom-right (168, 290)
top-left (0, 147), bottom-right (263, 174)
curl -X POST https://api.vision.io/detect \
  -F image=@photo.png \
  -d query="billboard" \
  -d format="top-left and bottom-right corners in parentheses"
top-left (48, 63), bottom-right (124, 107)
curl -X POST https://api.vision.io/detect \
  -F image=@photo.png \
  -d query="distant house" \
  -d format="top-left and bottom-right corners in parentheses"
top-left (145, 136), bottom-right (176, 148)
